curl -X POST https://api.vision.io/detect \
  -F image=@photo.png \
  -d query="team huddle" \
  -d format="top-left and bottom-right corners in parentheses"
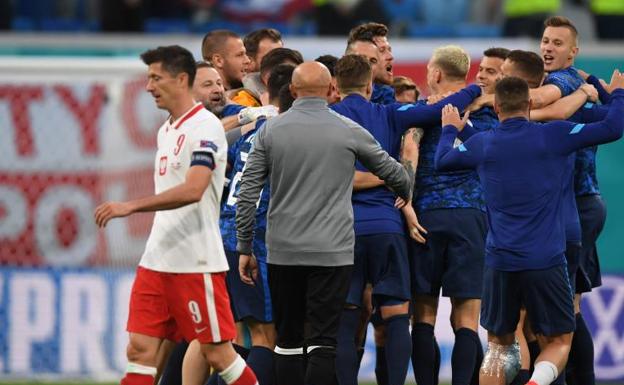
top-left (93, 15), bottom-right (624, 385)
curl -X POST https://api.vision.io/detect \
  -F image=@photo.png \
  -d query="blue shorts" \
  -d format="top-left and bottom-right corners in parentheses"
top-left (481, 264), bottom-right (575, 337)
top-left (576, 195), bottom-right (606, 292)
top-left (224, 244), bottom-right (273, 323)
top-left (409, 208), bottom-right (487, 298)
top-left (565, 242), bottom-right (590, 294)
top-left (346, 233), bottom-right (411, 308)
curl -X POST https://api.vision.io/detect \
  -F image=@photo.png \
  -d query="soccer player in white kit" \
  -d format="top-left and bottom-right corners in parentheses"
top-left (94, 45), bottom-right (257, 385)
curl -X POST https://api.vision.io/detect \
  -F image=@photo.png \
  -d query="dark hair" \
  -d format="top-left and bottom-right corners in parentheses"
top-left (278, 83), bottom-right (294, 112)
top-left (335, 54), bottom-right (372, 93)
top-left (267, 64), bottom-right (295, 101)
top-left (392, 75), bottom-right (419, 98)
top-left (495, 77), bottom-right (530, 114)
top-left (141, 45), bottom-right (196, 87)
top-left (544, 16), bottom-right (578, 40)
top-left (259, 48), bottom-right (304, 79)
top-left (347, 22), bottom-right (389, 45)
top-left (483, 47), bottom-right (510, 60)
top-left (244, 28), bottom-right (282, 59)
top-left (506, 50), bottom-right (544, 88)
top-left (201, 29), bottom-right (241, 61)
top-left (315, 55), bottom-right (339, 77)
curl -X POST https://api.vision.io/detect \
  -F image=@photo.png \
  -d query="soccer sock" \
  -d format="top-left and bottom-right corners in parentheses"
top-left (470, 335), bottom-right (484, 385)
top-left (306, 347), bottom-right (337, 385)
top-left (384, 314), bottom-right (412, 385)
top-left (233, 344), bottom-right (251, 360)
top-left (246, 346), bottom-right (274, 385)
top-left (528, 340), bottom-right (541, 371)
top-left (274, 348), bottom-right (304, 385)
top-left (206, 372), bottom-right (222, 385)
top-left (120, 363), bottom-right (157, 385)
top-left (219, 354), bottom-right (258, 385)
top-left (411, 322), bottom-right (436, 385)
top-left (434, 337), bottom-right (441, 385)
top-left (335, 308), bottom-right (360, 385)
top-left (375, 346), bottom-right (388, 385)
top-left (528, 361), bottom-right (558, 385)
top-left (159, 341), bottom-right (188, 385)
top-left (451, 328), bottom-right (479, 385)
top-left (567, 313), bottom-right (595, 385)
top-left (510, 369), bottom-right (531, 385)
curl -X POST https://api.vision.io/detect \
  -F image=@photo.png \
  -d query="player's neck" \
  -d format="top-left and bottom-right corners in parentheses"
top-left (433, 81), bottom-right (465, 95)
top-left (168, 95), bottom-right (197, 122)
top-left (499, 112), bottom-right (528, 122)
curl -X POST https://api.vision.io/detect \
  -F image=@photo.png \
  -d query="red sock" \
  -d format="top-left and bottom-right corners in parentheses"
top-left (230, 366), bottom-right (258, 385)
top-left (526, 381), bottom-right (539, 385)
top-left (120, 372), bottom-right (154, 385)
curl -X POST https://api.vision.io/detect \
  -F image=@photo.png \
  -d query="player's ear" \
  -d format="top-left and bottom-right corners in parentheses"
top-left (211, 54), bottom-right (224, 68)
top-left (527, 98), bottom-right (533, 113)
top-left (289, 83), bottom-right (297, 99)
top-left (493, 96), bottom-right (500, 116)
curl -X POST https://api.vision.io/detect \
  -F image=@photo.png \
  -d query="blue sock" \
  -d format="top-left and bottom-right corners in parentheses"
top-left (375, 345), bottom-right (388, 385)
top-left (412, 322), bottom-right (436, 385)
top-left (451, 328), bottom-right (479, 385)
top-left (510, 369), bottom-right (531, 385)
top-left (434, 337), bottom-right (441, 385)
top-left (159, 341), bottom-right (188, 385)
top-left (233, 343), bottom-right (250, 360)
top-left (335, 308), bottom-right (360, 385)
top-left (384, 314), bottom-right (411, 385)
top-left (568, 313), bottom-right (595, 385)
top-left (205, 372), bottom-right (221, 385)
top-left (247, 346), bottom-right (274, 385)
top-left (528, 340), bottom-right (540, 371)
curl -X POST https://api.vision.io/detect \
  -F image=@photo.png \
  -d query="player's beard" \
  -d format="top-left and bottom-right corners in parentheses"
top-left (204, 94), bottom-right (226, 116)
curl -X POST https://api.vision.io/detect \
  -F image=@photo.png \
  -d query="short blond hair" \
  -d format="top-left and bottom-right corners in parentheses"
top-left (431, 45), bottom-right (470, 81)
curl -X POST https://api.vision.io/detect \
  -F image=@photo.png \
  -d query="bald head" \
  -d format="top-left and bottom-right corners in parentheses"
top-left (290, 61), bottom-right (332, 99)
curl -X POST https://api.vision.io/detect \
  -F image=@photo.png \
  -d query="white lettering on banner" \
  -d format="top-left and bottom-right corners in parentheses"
top-left (0, 186), bottom-right (27, 238)
top-left (35, 186), bottom-right (97, 266)
top-left (60, 274), bottom-right (109, 373)
top-left (114, 275), bottom-right (133, 371)
top-left (585, 276), bottom-right (624, 379)
top-left (9, 273), bottom-right (55, 373)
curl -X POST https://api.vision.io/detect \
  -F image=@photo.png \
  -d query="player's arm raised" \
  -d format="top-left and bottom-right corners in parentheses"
top-left (435, 105), bottom-right (483, 171)
top-left (528, 84), bottom-right (562, 109)
top-left (530, 84), bottom-right (597, 121)
top-left (94, 160), bottom-right (213, 228)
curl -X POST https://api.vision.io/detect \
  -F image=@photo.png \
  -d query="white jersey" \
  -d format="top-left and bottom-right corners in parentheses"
top-left (139, 103), bottom-right (229, 273)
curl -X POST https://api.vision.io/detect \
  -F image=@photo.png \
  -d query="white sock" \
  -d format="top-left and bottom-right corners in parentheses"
top-left (126, 362), bottom-right (157, 376)
top-left (530, 361), bottom-right (559, 385)
top-left (219, 354), bottom-right (246, 384)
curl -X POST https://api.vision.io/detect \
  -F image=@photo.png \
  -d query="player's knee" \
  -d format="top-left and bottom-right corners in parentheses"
top-left (247, 321), bottom-right (276, 348)
top-left (481, 340), bottom-right (521, 385)
top-left (125, 340), bottom-right (157, 365)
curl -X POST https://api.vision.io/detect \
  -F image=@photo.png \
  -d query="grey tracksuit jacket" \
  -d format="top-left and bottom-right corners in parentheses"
top-left (235, 97), bottom-right (411, 266)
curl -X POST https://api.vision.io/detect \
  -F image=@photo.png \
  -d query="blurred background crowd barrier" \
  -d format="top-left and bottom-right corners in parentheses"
top-left (0, 0), bottom-right (623, 382)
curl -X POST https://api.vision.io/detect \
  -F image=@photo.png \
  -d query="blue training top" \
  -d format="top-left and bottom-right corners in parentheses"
top-left (436, 89), bottom-right (624, 271)
top-left (414, 96), bottom-right (491, 213)
top-left (372, 83), bottom-right (396, 105)
top-left (434, 89), bottom-right (624, 271)
top-left (220, 119), bottom-right (270, 253)
top-left (330, 85), bottom-right (482, 236)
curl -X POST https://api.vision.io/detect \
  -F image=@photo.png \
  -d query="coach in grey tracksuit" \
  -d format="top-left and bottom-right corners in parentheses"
top-left (235, 62), bottom-right (411, 385)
